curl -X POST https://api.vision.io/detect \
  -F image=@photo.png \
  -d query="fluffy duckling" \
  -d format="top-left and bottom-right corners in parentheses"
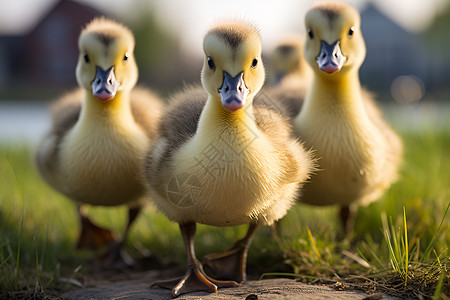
top-left (35, 18), bottom-right (163, 267)
top-left (294, 2), bottom-right (403, 234)
top-left (267, 33), bottom-right (312, 87)
top-left (256, 34), bottom-right (312, 120)
top-left (145, 21), bottom-right (314, 297)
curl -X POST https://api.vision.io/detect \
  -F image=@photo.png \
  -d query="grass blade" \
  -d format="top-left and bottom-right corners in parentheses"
top-left (382, 212), bottom-right (400, 272)
top-left (403, 207), bottom-right (409, 286)
top-left (431, 267), bottom-right (446, 300)
top-left (14, 211), bottom-right (25, 287)
top-left (0, 253), bottom-right (13, 269)
top-left (34, 236), bottom-right (41, 290)
top-left (306, 226), bottom-right (321, 260)
top-left (420, 202), bottom-right (450, 263)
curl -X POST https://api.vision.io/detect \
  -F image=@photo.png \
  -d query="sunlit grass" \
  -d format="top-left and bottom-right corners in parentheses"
top-left (270, 129), bottom-right (450, 298)
top-left (0, 128), bottom-right (449, 298)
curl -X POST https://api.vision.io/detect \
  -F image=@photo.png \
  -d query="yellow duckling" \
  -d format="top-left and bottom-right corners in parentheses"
top-left (267, 33), bottom-right (312, 87)
top-left (35, 17), bottom-right (163, 267)
top-left (294, 2), bottom-right (403, 234)
top-left (257, 34), bottom-right (312, 120)
top-left (145, 21), bottom-right (314, 297)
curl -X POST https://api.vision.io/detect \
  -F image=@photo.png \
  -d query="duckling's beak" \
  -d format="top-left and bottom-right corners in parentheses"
top-left (92, 66), bottom-right (120, 102)
top-left (219, 72), bottom-right (250, 112)
top-left (316, 40), bottom-right (347, 74)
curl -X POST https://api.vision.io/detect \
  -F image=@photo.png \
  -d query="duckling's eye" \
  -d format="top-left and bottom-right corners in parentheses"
top-left (348, 26), bottom-right (355, 37)
top-left (83, 53), bottom-right (90, 63)
top-left (307, 28), bottom-right (314, 39)
top-left (123, 52), bottom-right (129, 61)
top-left (251, 58), bottom-right (258, 69)
top-left (207, 57), bottom-right (215, 70)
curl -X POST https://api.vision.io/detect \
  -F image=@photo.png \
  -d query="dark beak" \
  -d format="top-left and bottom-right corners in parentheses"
top-left (316, 40), bottom-right (347, 74)
top-left (219, 72), bottom-right (249, 112)
top-left (91, 66), bottom-right (120, 102)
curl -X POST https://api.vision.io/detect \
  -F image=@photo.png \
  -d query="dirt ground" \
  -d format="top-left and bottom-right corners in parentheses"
top-left (62, 266), bottom-right (393, 300)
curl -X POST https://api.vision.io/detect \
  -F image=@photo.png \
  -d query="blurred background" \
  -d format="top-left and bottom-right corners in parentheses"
top-left (0, 0), bottom-right (449, 144)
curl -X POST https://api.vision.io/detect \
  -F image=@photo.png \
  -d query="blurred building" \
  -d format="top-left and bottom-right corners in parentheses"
top-left (360, 4), bottom-right (425, 90)
top-left (0, 1), bottom-right (448, 100)
top-left (359, 3), bottom-right (450, 98)
top-left (0, 0), bottom-right (105, 94)
top-left (0, 0), bottom-right (192, 99)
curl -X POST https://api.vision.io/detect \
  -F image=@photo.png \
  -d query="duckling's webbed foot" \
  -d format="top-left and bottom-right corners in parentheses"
top-left (78, 206), bottom-right (141, 269)
top-left (99, 206), bottom-right (141, 268)
top-left (152, 222), bottom-right (238, 298)
top-left (151, 263), bottom-right (238, 298)
top-left (203, 223), bottom-right (258, 282)
top-left (99, 240), bottom-right (134, 269)
top-left (76, 211), bottom-right (116, 250)
top-left (202, 244), bottom-right (247, 282)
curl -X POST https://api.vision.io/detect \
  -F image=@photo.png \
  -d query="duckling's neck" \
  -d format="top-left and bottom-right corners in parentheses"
top-left (196, 96), bottom-right (259, 143)
top-left (78, 90), bottom-right (135, 127)
top-left (300, 70), bottom-right (366, 119)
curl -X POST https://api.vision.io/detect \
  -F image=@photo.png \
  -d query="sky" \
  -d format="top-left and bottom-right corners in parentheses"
top-left (0, 0), bottom-right (448, 55)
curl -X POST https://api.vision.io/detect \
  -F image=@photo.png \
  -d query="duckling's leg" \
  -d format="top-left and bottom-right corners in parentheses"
top-left (100, 206), bottom-right (141, 268)
top-left (339, 205), bottom-right (356, 237)
top-left (76, 205), bottom-right (116, 250)
top-left (151, 222), bottom-right (239, 297)
top-left (202, 223), bottom-right (258, 282)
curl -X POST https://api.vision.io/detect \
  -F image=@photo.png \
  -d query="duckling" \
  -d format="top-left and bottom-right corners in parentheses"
top-left (267, 33), bottom-right (312, 87)
top-left (145, 21), bottom-right (314, 297)
top-left (35, 17), bottom-right (163, 267)
top-left (256, 34), bottom-right (312, 120)
top-left (294, 2), bottom-right (403, 235)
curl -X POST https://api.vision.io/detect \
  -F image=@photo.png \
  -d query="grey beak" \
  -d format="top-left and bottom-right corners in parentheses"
top-left (91, 66), bottom-right (120, 102)
top-left (219, 71), bottom-right (249, 112)
top-left (316, 40), bottom-right (347, 74)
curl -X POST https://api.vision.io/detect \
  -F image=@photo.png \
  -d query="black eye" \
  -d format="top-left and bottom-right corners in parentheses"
top-left (83, 53), bottom-right (90, 63)
top-left (348, 26), bottom-right (355, 37)
top-left (123, 52), bottom-right (129, 61)
top-left (207, 56), bottom-right (215, 70)
top-left (251, 57), bottom-right (258, 69)
top-left (307, 28), bottom-right (314, 39)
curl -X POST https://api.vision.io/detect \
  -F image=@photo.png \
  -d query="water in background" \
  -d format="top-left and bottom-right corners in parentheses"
top-left (0, 100), bottom-right (449, 146)
top-left (0, 101), bottom-right (50, 146)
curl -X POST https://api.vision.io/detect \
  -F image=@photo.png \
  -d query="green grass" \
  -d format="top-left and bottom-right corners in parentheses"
top-left (0, 129), bottom-right (449, 299)
top-left (269, 129), bottom-right (450, 298)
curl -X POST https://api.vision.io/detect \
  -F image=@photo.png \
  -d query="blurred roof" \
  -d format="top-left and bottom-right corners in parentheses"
top-left (0, 0), bottom-right (114, 36)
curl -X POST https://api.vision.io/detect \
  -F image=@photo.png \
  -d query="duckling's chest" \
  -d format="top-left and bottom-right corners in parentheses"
top-left (172, 125), bottom-right (282, 225)
top-left (176, 126), bottom-right (272, 187)
top-left (297, 107), bottom-right (385, 205)
top-left (59, 120), bottom-right (149, 206)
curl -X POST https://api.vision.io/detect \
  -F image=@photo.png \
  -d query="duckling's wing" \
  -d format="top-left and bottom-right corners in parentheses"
top-left (160, 85), bottom-right (207, 150)
top-left (253, 104), bottom-right (314, 184)
top-left (361, 88), bottom-right (383, 120)
top-left (144, 85), bottom-right (206, 188)
top-left (362, 88), bottom-right (403, 180)
top-left (35, 88), bottom-right (83, 187)
top-left (50, 88), bottom-right (83, 138)
top-left (130, 86), bottom-right (164, 140)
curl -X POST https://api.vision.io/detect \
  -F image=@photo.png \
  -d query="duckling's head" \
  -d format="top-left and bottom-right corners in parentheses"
top-left (304, 2), bottom-right (365, 76)
top-left (76, 17), bottom-right (138, 102)
top-left (201, 21), bottom-right (265, 112)
top-left (270, 34), bottom-right (305, 83)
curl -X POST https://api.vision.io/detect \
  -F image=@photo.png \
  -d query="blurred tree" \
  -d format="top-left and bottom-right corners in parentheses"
top-left (420, 0), bottom-right (450, 92)
top-left (124, 2), bottom-right (202, 95)
top-left (421, 0), bottom-right (450, 54)
top-left (126, 2), bottom-right (179, 92)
